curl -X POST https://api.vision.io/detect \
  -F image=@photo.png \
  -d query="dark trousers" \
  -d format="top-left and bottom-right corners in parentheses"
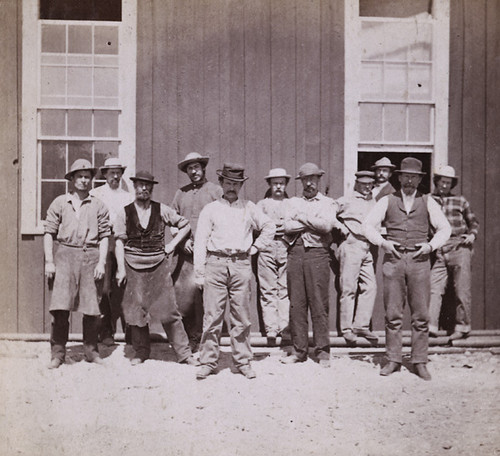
top-left (287, 242), bottom-right (331, 360)
top-left (50, 310), bottom-right (100, 362)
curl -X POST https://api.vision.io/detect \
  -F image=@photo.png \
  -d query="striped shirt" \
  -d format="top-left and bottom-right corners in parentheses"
top-left (431, 193), bottom-right (479, 238)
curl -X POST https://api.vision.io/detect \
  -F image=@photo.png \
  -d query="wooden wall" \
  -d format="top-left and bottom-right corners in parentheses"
top-left (448, 0), bottom-right (500, 330)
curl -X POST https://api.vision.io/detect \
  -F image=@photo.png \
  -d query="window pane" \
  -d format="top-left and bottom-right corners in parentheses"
top-left (94, 68), bottom-right (119, 97)
top-left (67, 67), bottom-right (92, 97)
top-left (360, 0), bottom-right (431, 18)
top-left (361, 62), bottom-right (383, 98)
top-left (67, 110), bottom-right (92, 137)
top-left (408, 105), bottom-right (431, 142)
top-left (40, 0), bottom-right (122, 21)
top-left (41, 66), bottom-right (66, 96)
top-left (384, 63), bottom-right (407, 98)
top-left (95, 141), bottom-right (119, 169)
top-left (41, 24), bottom-right (66, 53)
top-left (42, 181), bottom-right (67, 220)
top-left (40, 110), bottom-right (66, 136)
top-left (360, 103), bottom-right (383, 142)
top-left (94, 26), bottom-right (119, 55)
top-left (68, 25), bottom-right (92, 54)
top-left (383, 104), bottom-right (407, 142)
top-left (41, 141), bottom-right (66, 179)
top-left (361, 22), bottom-right (384, 60)
top-left (68, 142), bottom-right (92, 166)
top-left (94, 111), bottom-right (119, 137)
top-left (408, 64), bottom-right (432, 100)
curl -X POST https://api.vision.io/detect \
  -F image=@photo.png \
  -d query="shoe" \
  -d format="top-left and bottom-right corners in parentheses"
top-left (280, 354), bottom-right (306, 364)
top-left (354, 329), bottom-right (379, 344)
top-left (380, 361), bottom-right (401, 376)
top-left (429, 330), bottom-right (438, 338)
top-left (48, 358), bottom-right (63, 369)
top-left (196, 365), bottom-right (215, 380)
top-left (130, 357), bottom-right (145, 366)
top-left (319, 358), bottom-right (331, 368)
top-left (90, 356), bottom-right (105, 365)
top-left (414, 363), bottom-right (432, 381)
top-left (238, 364), bottom-right (256, 379)
top-left (267, 336), bottom-right (277, 347)
top-left (449, 331), bottom-right (468, 341)
top-left (100, 336), bottom-right (115, 347)
top-left (181, 356), bottom-right (200, 366)
top-left (343, 331), bottom-right (358, 346)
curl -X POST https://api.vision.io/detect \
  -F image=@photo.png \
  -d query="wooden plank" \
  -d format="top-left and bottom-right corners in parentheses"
top-left (243, 0), bottom-right (272, 202)
top-left (484, 0), bottom-right (500, 329)
top-left (135, 0), bottom-right (154, 173)
top-left (270, 0), bottom-right (297, 196)
top-left (462, 0), bottom-right (487, 329)
top-left (0, 0), bottom-right (19, 332)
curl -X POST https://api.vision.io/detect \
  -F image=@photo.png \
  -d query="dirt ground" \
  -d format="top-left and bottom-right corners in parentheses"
top-left (0, 340), bottom-right (499, 456)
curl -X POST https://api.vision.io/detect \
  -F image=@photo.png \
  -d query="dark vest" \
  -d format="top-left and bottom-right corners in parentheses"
top-left (385, 191), bottom-right (429, 248)
top-left (125, 201), bottom-right (164, 252)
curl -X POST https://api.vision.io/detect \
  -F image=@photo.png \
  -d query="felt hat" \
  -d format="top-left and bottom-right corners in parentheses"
top-left (130, 171), bottom-right (159, 185)
top-left (65, 159), bottom-right (97, 181)
top-left (395, 157), bottom-right (426, 175)
top-left (371, 156), bottom-right (396, 170)
top-left (99, 157), bottom-right (126, 175)
top-left (434, 165), bottom-right (458, 188)
top-left (295, 163), bottom-right (325, 179)
top-left (355, 170), bottom-right (375, 183)
top-left (216, 163), bottom-right (248, 182)
top-left (264, 168), bottom-right (291, 182)
top-left (178, 152), bottom-right (210, 173)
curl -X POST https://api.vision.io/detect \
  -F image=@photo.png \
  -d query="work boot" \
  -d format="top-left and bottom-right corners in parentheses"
top-left (380, 361), bottom-right (401, 376)
top-left (343, 331), bottom-right (358, 346)
top-left (449, 331), bottom-right (468, 341)
top-left (131, 325), bottom-right (151, 363)
top-left (196, 365), bottom-right (215, 380)
top-left (180, 356), bottom-right (200, 366)
top-left (414, 363), bottom-right (432, 381)
top-left (280, 354), bottom-right (306, 364)
top-left (237, 364), bottom-right (256, 379)
top-left (48, 358), bottom-right (64, 369)
top-left (354, 329), bottom-right (379, 345)
top-left (83, 315), bottom-right (102, 362)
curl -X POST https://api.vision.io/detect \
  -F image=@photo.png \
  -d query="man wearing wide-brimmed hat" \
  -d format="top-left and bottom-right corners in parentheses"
top-left (371, 156), bottom-right (396, 202)
top-left (363, 157), bottom-right (451, 380)
top-left (429, 165), bottom-right (479, 342)
top-left (171, 152), bottom-right (223, 351)
top-left (44, 159), bottom-right (111, 369)
top-left (256, 168), bottom-right (292, 345)
top-left (114, 171), bottom-right (197, 366)
top-left (194, 163), bottom-right (275, 379)
top-left (90, 157), bottom-right (134, 346)
top-left (333, 171), bottom-right (378, 346)
top-left (280, 163), bottom-right (337, 368)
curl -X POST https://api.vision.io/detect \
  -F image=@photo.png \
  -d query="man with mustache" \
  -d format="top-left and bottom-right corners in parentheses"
top-left (44, 159), bottom-right (111, 368)
top-left (363, 157), bottom-right (451, 380)
top-left (90, 157), bottom-right (134, 346)
top-left (114, 171), bottom-right (198, 366)
top-left (256, 168), bottom-right (291, 346)
top-left (371, 157), bottom-right (396, 202)
top-left (194, 163), bottom-right (275, 379)
top-left (171, 152), bottom-right (223, 351)
top-left (429, 165), bottom-right (479, 342)
top-left (280, 163), bottom-right (337, 367)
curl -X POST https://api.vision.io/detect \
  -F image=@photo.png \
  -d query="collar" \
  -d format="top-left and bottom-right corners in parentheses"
top-left (302, 191), bottom-right (323, 202)
top-left (66, 192), bottom-right (92, 204)
top-left (220, 196), bottom-right (242, 206)
top-left (190, 178), bottom-right (207, 189)
top-left (354, 190), bottom-right (372, 200)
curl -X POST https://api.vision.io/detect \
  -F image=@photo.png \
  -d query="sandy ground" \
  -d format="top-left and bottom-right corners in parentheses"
top-left (0, 340), bottom-right (499, 456)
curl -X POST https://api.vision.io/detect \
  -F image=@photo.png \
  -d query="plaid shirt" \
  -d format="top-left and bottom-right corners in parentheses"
top-left (431, 193), bottom-right (479, 238)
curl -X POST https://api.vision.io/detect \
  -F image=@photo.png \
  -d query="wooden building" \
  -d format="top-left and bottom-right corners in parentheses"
top-left (1, 0), bottom-right (499, 335)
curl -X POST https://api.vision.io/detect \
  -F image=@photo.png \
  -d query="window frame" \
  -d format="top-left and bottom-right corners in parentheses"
top-left (21, 0), bottom-right (137, 234)
top-left (344, 0), bottom-right (449, 194)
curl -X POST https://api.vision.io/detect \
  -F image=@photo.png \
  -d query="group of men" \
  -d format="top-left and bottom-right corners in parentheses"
top-left (44, 152), bottom-right (478, 381)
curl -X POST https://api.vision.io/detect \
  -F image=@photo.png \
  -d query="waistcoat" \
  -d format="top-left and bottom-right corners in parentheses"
top-left (385, 191), bottom-right (429, 248)
top-left (125, 201), bottom-right (164, 252)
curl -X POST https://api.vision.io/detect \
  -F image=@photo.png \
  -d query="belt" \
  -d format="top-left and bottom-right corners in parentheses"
top-left (207, 251), bottom-right (249, 260)
top-left (60, 242), bottom-right (98, 251)
top-left (394, 245), bottom-right (419, 253)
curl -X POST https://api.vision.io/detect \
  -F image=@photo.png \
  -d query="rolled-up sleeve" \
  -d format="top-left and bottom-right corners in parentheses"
top-left (161, 203), bottom-right (190, 230)
top-left (427, 197), bottom-right (451, 250)
top-left (250, 202), bottom-right (276, 252)
top-left (363, 197), bottom-right (389, 246)
top-left (44, 197), bottom-right (63, 235)
top-left (113, 208), bottom-right (127, 241)
top-left (97, 201), bottom-right (111, 240)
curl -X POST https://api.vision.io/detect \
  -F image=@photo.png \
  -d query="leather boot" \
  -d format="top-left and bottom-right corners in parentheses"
top-left (380, 361), bottom-right (401, 376)
top-left (414, 363), bottom-right (432, 381)
top-left (83, 315), bottom-right (103, 363)
top-left (131, 325), bottom-right (151, 363)
top-left (50, 310), bottom-right (70, 366)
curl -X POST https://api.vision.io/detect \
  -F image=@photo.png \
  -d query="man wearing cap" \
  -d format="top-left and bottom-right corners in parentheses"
top-left (114, 171), bottom-right (197, 366)
top-left (194, 163), bottom-right (275, 379)
top-left (171, 152), bottom-right (223, 351)
top-left (371, 157), bottom-right (396, 202)
top-left (333, 171), bottom-right (378, 346)
top-left (256, 168), bottom-right (291, 345)
top-left (363, 157), bottom-right (451, 380)
top-left (429, 165), bottom-right (479, 341)
top-left (44, 159), bottom-right (111, 368)
top-left (280, 163), bottom-right (337, 367)
top-left (90, 157), bottom-right (134, 345)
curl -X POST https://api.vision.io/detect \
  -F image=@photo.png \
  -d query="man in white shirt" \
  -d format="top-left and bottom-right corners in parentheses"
top-left (363, 157), bottom-right (451, 380)
top-left (194, 163), bottom-right (275, 380)
top-left (90, 157), bottom-right (134, 345)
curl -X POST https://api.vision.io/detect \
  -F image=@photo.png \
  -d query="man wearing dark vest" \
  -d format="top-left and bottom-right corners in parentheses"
top-left (363, 158), bottom-right (450, 380)
top-left (114, 171), bottom-right (198, 366)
